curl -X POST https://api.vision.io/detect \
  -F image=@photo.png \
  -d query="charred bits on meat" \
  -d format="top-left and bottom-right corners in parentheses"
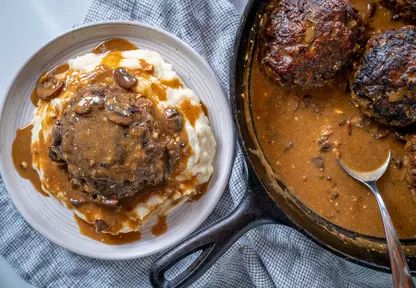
top-left (260, 0), bottom-right (365, 88)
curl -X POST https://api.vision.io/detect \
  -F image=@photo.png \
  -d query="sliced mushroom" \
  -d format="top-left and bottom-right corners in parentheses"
top-left (52, 122), bottom-right (63, 147)
top-left (113, 67), bottom-right (137, 89)
top-left (95, 219), bottom-right (109, 232)
top-left (311, 157), bottom-right (325, 170)
top-left (284, 141), bottom-right (293, 152)
top-left (165, 108), bottom-right (179, 118)
top-left (70, 179), bottom-right (82, 190)
top-left (107, 112), bottom-right (133, 126)
top-left (69, 197), bottom-right (87, 208)
top-left (74, 96), bottom-right (104, 115)
top-left (320, 141), bottom-right (332, 152)
top-left (36, 74), bottom-right (64, 100)
top-left (105, 95), bottom-right (132, 116)
top-left (330, 190), bottom-right (340, 200)
top-left (92, 194), bottom-right (119, 207)
top-left (165, 108), bottom-right (183, 132)
top-left (48, 147), bottom-right (62, 162)
top-left (74, 103), bottom-right (92, 115)
top-left (101, 198), bottom-right (119, 207)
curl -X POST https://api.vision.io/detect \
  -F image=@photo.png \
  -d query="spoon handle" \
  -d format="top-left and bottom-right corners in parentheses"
top-left (367, 181), bottom-right (415, 288)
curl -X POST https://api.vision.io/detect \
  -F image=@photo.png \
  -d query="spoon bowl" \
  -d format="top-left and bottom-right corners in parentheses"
top-left (339, 151), bottom-right (391, 184)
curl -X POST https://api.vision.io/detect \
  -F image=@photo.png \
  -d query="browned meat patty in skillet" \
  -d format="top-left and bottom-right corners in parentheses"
top-left (405, 135), bottom-right (416, 199)
top-left (381, 0), bottom-right (416, 22)
top-left (49, 83), bottom-right (186, 202)
top-left (351, 26), bottom-right (416, 127)
top-left (260, 0), bottom-right (364, 88)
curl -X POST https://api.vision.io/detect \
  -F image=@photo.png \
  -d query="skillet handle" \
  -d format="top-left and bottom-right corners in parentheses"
top-left (149, 176), bottom-right (290, 288)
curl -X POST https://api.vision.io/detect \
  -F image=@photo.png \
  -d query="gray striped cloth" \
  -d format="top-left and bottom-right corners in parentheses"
top-left (0, 0), bottom-right (395, 287)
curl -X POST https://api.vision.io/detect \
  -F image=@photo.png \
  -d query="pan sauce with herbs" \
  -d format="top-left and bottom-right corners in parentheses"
top-left (251, 0), bottom-right (416, 239)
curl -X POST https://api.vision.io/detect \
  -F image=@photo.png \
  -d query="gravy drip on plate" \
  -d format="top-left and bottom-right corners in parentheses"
top-left (251, 1), bottom-right (416, 238)
top-left (151, 215), bottom-right (168, 236)
top-left (31, 90), bottom-right (39, 107)
top-left (92, 38), bottom-right (138, 54)
top-left (74, 216), bottom-right (141, 245)
top-left (12, 124), bottom-right (46, 196)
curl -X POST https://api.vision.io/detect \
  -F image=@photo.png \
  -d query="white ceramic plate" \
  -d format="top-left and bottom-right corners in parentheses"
top-left (0, 21), bottom-right (234, 260)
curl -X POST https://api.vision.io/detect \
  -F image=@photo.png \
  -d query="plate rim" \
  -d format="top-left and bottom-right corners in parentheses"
top-left (0, 20), bottom-right (235, 260)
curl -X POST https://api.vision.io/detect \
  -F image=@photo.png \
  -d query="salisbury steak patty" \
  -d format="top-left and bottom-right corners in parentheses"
top-left (49, 84), bottom-right (186, 201)
top-left (352, 26), bottom-right (416, 127)
top-left (260, 0), bottom-right (364, 88)
top-left (381, 0), bottom-right (416, 23)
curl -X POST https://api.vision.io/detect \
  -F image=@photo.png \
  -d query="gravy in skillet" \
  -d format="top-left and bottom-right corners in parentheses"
top-left (251, 0), bottom-right (416, 238)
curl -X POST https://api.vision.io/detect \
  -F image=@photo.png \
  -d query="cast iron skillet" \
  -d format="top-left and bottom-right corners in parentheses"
top-left (150, 0), bottom-right (416, 287)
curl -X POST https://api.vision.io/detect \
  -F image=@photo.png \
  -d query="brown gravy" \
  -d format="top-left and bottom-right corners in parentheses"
top-left (31, 90), bottom-right (39, 107)
top-left (251, 0), bottom-right (416, 238)
top-left (92, 38), bottom-right (137, 54)
top-left (12, 124), bottom-right (47, 196)
top-left (74, 216), bottom-right (141, 245)
top-left (180, 98), bottom-right (202, 126)
top-left (151, 215), bottom-right (168, 236)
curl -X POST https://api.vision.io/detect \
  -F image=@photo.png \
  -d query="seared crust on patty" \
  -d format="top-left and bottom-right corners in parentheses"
top-left (351, 26), bottom-right (416, 127)
top-left (260, 0), bottom-right (364, 88)
top-left (381, 0), bottom-right (416, 23)
top-left (405, 135), bottom-right (416, 200)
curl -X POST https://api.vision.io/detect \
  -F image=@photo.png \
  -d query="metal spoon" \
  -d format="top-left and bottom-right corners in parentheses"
top-left (339, 151), bottom-right (415, 288)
